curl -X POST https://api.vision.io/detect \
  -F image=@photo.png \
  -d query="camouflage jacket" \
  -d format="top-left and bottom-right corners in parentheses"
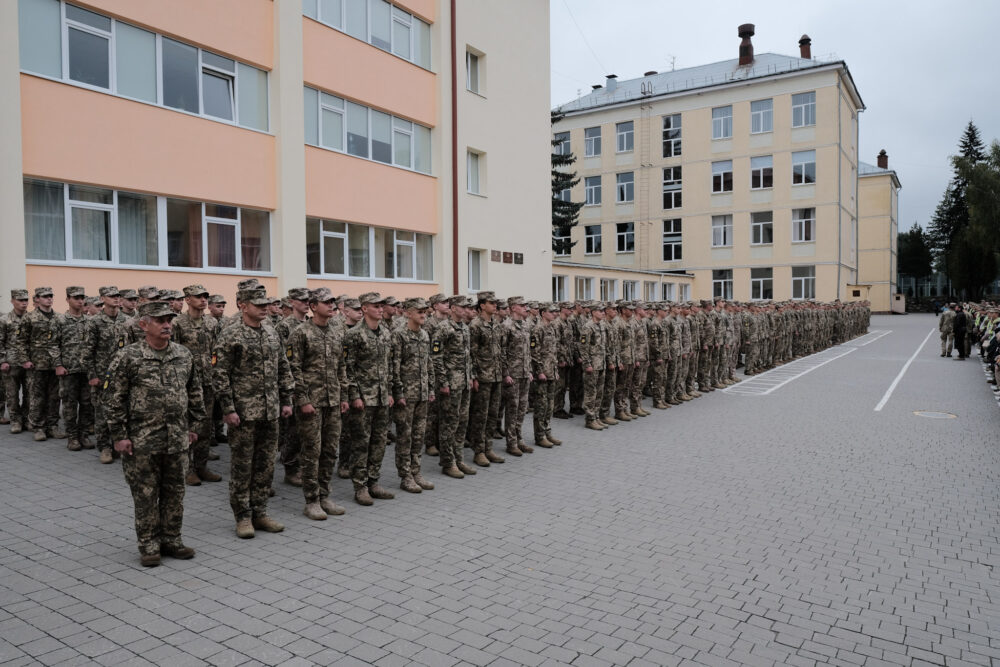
top-left (530, 320), bottom-right (559, 379)
top-left (392, 326), bottom-right (434, 402)
top-left (287, 320), bottom-right (348, 408)
top-left (500, 318), bottom-right (532, 380)
top-left (0, 311), bottom-right (26, 366)
top-left (12, 309), bottom-right (60, 369)
top-left (432, 318), bottom-right (472, 391)
top-left (55, 312), bottom-right (88, 374)
top-left (171, 312), bottom-right (219, 380)
top-left (104, 341), bottom-right (205, 454)
top-left (647, 317), bottom-right (665, 362)
top-left (613, 317), bottom-right (634, 365)
top-left (580, 319), bottom-right (606, 370)
top-left (212, 320), bottom-right (293, 420)
top-left (468, 315), bottom-right (504, 382)
top-left (275, 315), bottom-right (309, 343)
top-left (632, 317), bottom-right (649, 363)
top-left (82, 310), bottom-right (128, 381)
top-left (603, 319), bottom-right (621, 367)
top-left (679, 316), bottom-right (693, 355)
top-left (343, 320), bottom-right (393, 406)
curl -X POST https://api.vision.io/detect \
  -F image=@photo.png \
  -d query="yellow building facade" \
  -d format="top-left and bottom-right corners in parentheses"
top-left (857, 153), bottom-right (901, 313)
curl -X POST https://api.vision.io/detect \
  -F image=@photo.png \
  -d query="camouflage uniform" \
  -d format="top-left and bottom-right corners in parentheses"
top-left (580, 314), bottom-right (606, 423)
top-left (468, 300), bottom-right (504, 457)
top-left (648, 310), bottom-right (667, 405)
top-left (530, 311), bottom-right (559, 443)
top-left (55, 295), bottom-right (93, 446)
top-left (171, 292), bottom-right (219, 474)
top-left (104, 333), bottom-right (205, 559)
top-left (432, 309), bottom-right (473, 470)
top-left (13, 291), bottom-right (61, 434)
top-left (422, 303), bottom-right (450, 453)
top-left (600, 314), bottom-right (620, 420)
top-left (391, 309), bottom-right (435, 483)
top-left (274, 295), bottom-right (310, 479)
top-left (2, 299), bottom-right (30, 429)
top-left (500, 307), bottom-right (532, 451)
top-left (629, 309), bottom-right (650, 414)
top-left (82, 299), bottom-right (128, 452)
top-left (612, 311), bottom-right (635, 416)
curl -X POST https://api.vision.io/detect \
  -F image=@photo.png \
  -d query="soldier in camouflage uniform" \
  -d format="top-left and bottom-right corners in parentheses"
top-left (335, 298), bottom-right (363, 479)
top-left (288, 287), bottom-right (349, 521)
top-left (275, 287), bottom-right (312, 488)
top-left (119, 289), bottom-right (139, 318)
top-left (649, 303), bottom-right (669, 409)
top-left (82, 286), bottom-right (127, 462)
top-left (629, 303), bottom-right (651, 417)
top-left (530, 304), bottom-right (561, 447)
top-left (105, 301), bottom-right (205, 566)
top-left (552, 303), bottom-right (575, 419)
top-left (500, 296), bottom-right (533, 456)
top-left (343, 292), bottom-right (396, 505)
top-left (468, 291), bottom-right (505, 467)
top-left (2, 290), bottom-right (31, 432)
top-left (207, 294), bottom-right (227, 322)
top-left (171, 285), bottom-right (221, 485)
top-left (13, 287), bottom-right (62, 441)
top-left (432, 296), bottom-right (477, 478)
top-left (55, 286), bottom-right (93, 450)
top-left (213, 287), bottom-right (293, 538)
top-left (421, 294), bottom-right (450, 457)
top-left (580, 303), bottom-right (607, 430)
top-left (611, 302), bottom-right (635, 421)
top-left (391, 297), bottom-right (436, 494)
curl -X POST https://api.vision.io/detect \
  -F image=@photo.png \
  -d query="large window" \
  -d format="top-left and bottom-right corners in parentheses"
top-left (616, 172), bottom-right (634, 203)
top-left (19, 2), bottom-right (268, 131)
top-left (792, 150), bottom-right (816, 185)
top-left (792, 208), bottom-right (816, 242)
top-left (750, 268), bottom-right (773, 300)
top-left (644, 281), bottom-right (658, 301)
top-left (552, 275), bottom-right (568, 301)
top-left (306, 218), bottom-right (431, 281)
top-left (792, 266), bottom-right (816, 299)
top-left (585, 176), bottom-right (602, 206)
top-left (712, 105), bottom-right (732, 139)
top-left (711, 215), bottom-right (732, 247)
top-left (750, 155), bottom-right (773, 189)
top-left (467, 151), bottom-right (481, 193)
top-left (468, 249), bottom-right (482, 291)
top-left (575, 276), bottom-right (594, 300)
top-left (303, 0), bottom-right (432, 69)
top-left (553, 132), bottom-right (570, 156)
top-left (750, 211), bottom-right (773, 245)
top-left (304, 86), bottom-right (432, 174)
top-left (662, 167), bottom-right (682, 209)
top-left (792, 91), bottom-right (816, 128)
top-left (622, 281), bottom-right (638, 300)
top-left (712, 161), bottom-right (733, 193)
top-left (662, 283), bottom-right (676, 301)
top-left (466, 51), bottom-right (480, 93)
top-left (750, 99), bottom-right (773, 134)
top-left (24, 178), bottom-right (269, 272)
top-left (662, 218), bottom-right (682, 261)
top-left (616, 121), bottom-right (634, 152)
top-left (585, 225), bottom-right (602, 255)
top-left (553, 228), bottom-right (570, 256)
top-left (712, 270), bottom-right (733, 300)
top-left (584, 127), bottom-right (602, 157)
top-left (600, 279), bottom-right (617, 301)
top-left (616, 222), bottom-right (634, 253)
top-left (662, 114), bottom-right (681, 157)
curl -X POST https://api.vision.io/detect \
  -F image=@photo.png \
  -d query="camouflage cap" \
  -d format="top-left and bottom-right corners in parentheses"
top-left (359, 291), bottom-right (386, 305)
top-left (31, 286), bottom-right (52, 298)
top-left (527, 301), bottom-right (540, 310)
top-left (237, 278), bottom-right (260, 291)
top-left (280, 298), bottom-right (291, 308)
top-left (208, 294), bottom-right (226, 304)
top-left (496, 298), bottom-right (508, 309)
top-left (120, 289), bottom-right (138, 300)
top-left (10, 289), bottom-right (29, 300)
top-left (139, 301), bottom-right (176, 318)
top-left (310, 287), bottom-right (334, 302)
top-left (164, 289), bottom-right (185, 300)
top-left (559, 301), bottom-right (574, 309)
top-left (428, 293), bottom-right (448, 305)
top-left (403, 297), bottom-right (429, 310)
top-left (447, 295), bottom-right (468, 307)
top-left (65, 285), bottom-right (86, 297)
top-left (617, 300), bottom-right (635, 310)
top-left (85, 296), bottom-right (99, 306)
top-left (183, 284), bottom-right (209, 297)
top-left (383, 295), bottom-right (400, 307)
top-left (342, 297), bottom-right (361, 309)
top-left (137, 285), bottom-right (159, 299)
top-left (476, 290), bottom-right (497, 303)
top-left (507, 296), bottom-right (526, 306)
top-left (237, 287), bottom-right (265, 303)
top-left (287, 287), bottom-right (310, 301)
top-left (98, 285), bottom-right (119, 297)
top-left (336, 294), bottom-right (350, 302)
top-left (545, 303), bottom-right (560, 312)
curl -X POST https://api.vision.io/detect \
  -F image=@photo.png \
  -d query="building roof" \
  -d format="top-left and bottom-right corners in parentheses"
top-left (554, 52), bottom-right (863, 114)
top-left (859, 161), bottom-right (902, 188)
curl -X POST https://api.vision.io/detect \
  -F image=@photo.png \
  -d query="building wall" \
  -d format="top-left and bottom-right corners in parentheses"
top-left (858, 170), bottom-right (900, 312)
top-left (551, 263), bottom-right (694, 303)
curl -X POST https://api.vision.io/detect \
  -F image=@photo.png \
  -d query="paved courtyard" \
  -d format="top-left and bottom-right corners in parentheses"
top-left (1, 313), bottom-right (998, 666)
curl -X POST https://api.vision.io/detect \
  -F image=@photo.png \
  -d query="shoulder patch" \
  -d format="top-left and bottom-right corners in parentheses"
top-left (343, 344), bottom-right (348, 360)
top-left (432, 339), bottom-right (441, 353)
top-left (117, 337), bottom-right (125, 348)
top-left (580, 335), bottom-right (586, 344)
top-left (286, 344), bottom-right (292, 359)
top-left (211, 353), bottom-right (217, 367)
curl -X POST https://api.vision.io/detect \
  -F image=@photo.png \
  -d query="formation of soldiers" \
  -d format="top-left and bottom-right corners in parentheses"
top-left (0, 282), bottom-right (869, 566)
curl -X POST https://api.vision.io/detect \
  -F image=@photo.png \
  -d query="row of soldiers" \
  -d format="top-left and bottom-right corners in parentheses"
top-left (0, 281), bottom-right (868, 565)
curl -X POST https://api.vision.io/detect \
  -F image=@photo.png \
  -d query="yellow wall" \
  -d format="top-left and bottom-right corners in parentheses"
top-left (858, 170), bottom-right (899, 312)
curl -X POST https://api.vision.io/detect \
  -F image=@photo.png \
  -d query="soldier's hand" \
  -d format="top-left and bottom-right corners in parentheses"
top-left (281, 405), bottom-right (293, 418)
top-left (55, 366), bottom-right (67, 376)
top-left (351, 398), bottom-right (365, 410)
top-left (538, 373), bottom-right (547, 381)
top-left (504, 375), bottom-right (513, 386)
top-left (585, 366), bottom-right (593, 373)
top-left (188, 432), bottom-right (198, 444)
top-left (618, 364), bottom-right (624, 371)
top-left (529, 373), bottom-right (534, 382)
top-left (472, 379), bottom-right (479, 392)
top-left (340, 401), bottom-right (349, 413)
top-left (88, 377), bottom-right (99, 386)
top-left (0, 362), bottom-right (8, 373)
top-left (634, 362), bottom-right (640, 368)
top-left (22, 362), bottom-right (33, 370)
top-left (558, 362), bottom-right (566, 368)
top-left (428, 394), bottom-right (435, 403)
top-left (300, 403), bottom-right (315, 415)
top-left (223, 412), bottom-right (241, 428)
top-left (388, 397), bottom-right (395, 408)
top-left (439, 386), bottom-right (450, 396)
top-left (114, 439), bottom-right (133, 455)
top-left (397, 398), bottom-right (406, 407)
top-left (656, 359), bottom-right (663, 365)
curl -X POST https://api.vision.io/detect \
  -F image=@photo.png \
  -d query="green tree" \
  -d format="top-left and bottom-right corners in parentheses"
top-left (951, 139), bottom-right (1000, 297)
top-left (897, 223), bottom-right (933, 280)
top-left (551, 111), bottom-right (583, 255)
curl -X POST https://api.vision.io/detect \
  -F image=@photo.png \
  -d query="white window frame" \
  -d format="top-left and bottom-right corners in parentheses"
top-left (616, 172), bottom-right (634, 203)
top-left (792, 91), bottom-right (816, 128)
top-left (662, 166), bottom-right (682, 209)
top-left (307, 0), bottom-right (432, 70)
top-left (750, 98), bottom-right (773, 134)
top-left (575, 276), bottom-right (594, 300)
top-left (712, 105), bottom-right (732, 139)
top-left (199, 51), bottom-right (236, 122)
top-left (712, 161), bottom-right (733, 193)
top-left (315, 219), bottom-right (349, 277)
top-left (467, 150), bottom-right (481, 194)
top-left (750, 211), bottom-right (773, 246)
top-left (662, 114), bottom-right (681, 157)
top-left (553, 132), bottom-right (570, 156)
top-left (643, 281), bottom-right (658, 301)
top-left (202, 203), bottom-right (241, 270)
top-left (65, 184), bottom-right (116, 265)
top-left (584, 126), bottom-right (601, 157)
top-left (622, 280), bottom-right (638, 300)
top-left (392, 229), bottom-right (416, 279)
top-left (750, 267), bottom-right (773, 301)
top-left (680, 284), bottom-right (691, 301)
top-left (553, 229), bottom-right (570, 256)
top-left (662, 218), bottom-right (681, 261)
top-left (62, 2), bottom-right (114, 92)
top-left (584, 176), bottom-right (602, 206)
top-left (792, 266), bottom-right (816, 300)
top-left (466, 51), bottom-right (479, 93)
top-left (552, 275), bottom-right (568, 301)
top-left (584, 225), bottom-right (602, 255)
top-left (616, 121), bottom-right (634, 153)
top-left (600, 278), bottom-right (617, 301)
top-left (712, 270), bottom-right (733, 300)
top-left (468, 248), bottom-right (482, 292)
top-left (792, 208), bottom-right (816, 243)
top-left (308, 219), bottom-right (432, 281)
top-left (792, 150), bottom-right (816, 185)
top-left (662, 283), bottom-right (676, 301)
top-left (750, 155), bottom-right (773, 190)
top-left (616, 222), bottom-right (634, 254)
top-left (711, 214), bottom-right (732, 248)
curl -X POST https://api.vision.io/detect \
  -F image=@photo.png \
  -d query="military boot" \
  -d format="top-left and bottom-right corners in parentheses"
top-left (615, 412), bottom-right (633, 422)
top-left (413, 473), bottom-right (434, 490)
top-left (546, 433), bottom-right (562, 446)
top-left (0, 416), bottom-right (8, 425)
top-left (99, 448), bottom-right (114, 464)
top-left (252, 515), bottom-right (285, 533)
top-left (197, 467), bottom-right (222, 482)
top-left (283, 471), bottom-right (302, 487)
top-left (570, 407), bottom-right (586, 415)
top-left (505, 445), bottom-right (523, 456)
top-left (519, 442), bottom-right (535, 453)
top-left (47, 428), bottom-right (67, 439)
top-left (442, 465), bottom-right (465, 479)
top-left (320, 497), bottom-right (346, 515)
top-left (33, 430), bottom-right (47, 442)
top-left (585, 420), bottom-right (606, 431)
top-left (236, 518), bottom-right (255, 539)
top-left (653, 400), bottom-right (669, 410)
top-left (368, 483), bottom-right (395, 500)
top-left (535, 435), bottom-right (553, 448)
top-left (425, 444), bottom-right (440, 456)
top-left (10, 422), bottom-right (22, 434)
top-left (140, 553), bottom-right (161, 567)
top-left (400, 476), bottom-right (422, 494)
top-left (208, 450), bottom-right (220, 460)
top-left (473, 452), bottom-right (490, 467)
top-left (456, 461), bottom-right (478, 475)
top-left (601, 415), bottom-right (619, 425)
top-left (553, 409), bottom-right (571, 419)
top-left (67, 438), bottom-right (82, 451)
top-left (303, 502), bottom-right (327, 521)
top-left (161, 543), bottom-right (195, 559)
top-left (485, 450), bottom-right (505, 464)
top-left (337, 466), bottom-right (351, 479)
top-left (185, 469), bottom-right (202, 486)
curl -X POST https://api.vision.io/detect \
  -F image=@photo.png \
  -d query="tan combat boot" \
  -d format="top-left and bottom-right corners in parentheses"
top-left (368, 483), bottom-right (395, 500)
top-left (425, 444), bottom-right (440, 456)
top-left (236, 518), bottom-right (255, 539)
top-left (485, 451), bottom-right (505, 464)
top-left (337, 466), bottom-right (351, 479)
top-left (252, 515), bottom-right (285, 533)
top-left (284, 471), bottom-right (302, 487)
top-left (601, 415), bottom-right (619, 425)
top-left (456, 461), bottom-right (478, 475)
top-left (546, 433), bottom-right (562, 446)
top-left (320, 497), bottom-right (346, 515)
top-left (400, 476), bottom-right (422, 494)
top-left (413, 473), bottom-right (434, 490)
top-left (33, 430), bottom-right (47, 442)
top-left (535, 435), bottom-right (553, 448)
top-left (519, 442), bottom-right (535, 454)
top-left (354, 485), bottom-right (374, 506)
top-left (160, 543), bottom-right (195, 559)
top-left (615, 412), bottom-right (633, 422)
top-left (303, 502), bottom-right (327, 521)
top-left (505, 445), bottom-right (523, 456)
top-left (585, 420), bottom-right (606, 430)
top-left (67, 438), bottom-right (82, 451)
top-left (185, 469), bottom-right (202, 486)
top-left (197, 467), bottom-right (222, 482)
top-left (99, 448), bottom-right (114, 464)
top-left (442, 465), bottom-right (465, 479)
top-left (473, 452), bottom-right (490, 467)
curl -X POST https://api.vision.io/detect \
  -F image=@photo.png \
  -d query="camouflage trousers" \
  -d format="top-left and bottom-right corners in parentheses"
top-left (650, 361), bottom-right (667, 402)
top-left (425, 390), bottom-right (440, 452)
top-left (568, 363), bottom-right (584, 411)
top-left (666, 356), bottom-right (681, 400)
top-left (698, 346), bottom-right (714, 389)
top-left (437, 387), bottom-right (470, 468)
top-left (583, 369), bottom-right (605, 422)
top-left (630, 363), bottom-right (648, 411)
top-left (347, 404), bottom-right (390, 487)
top-left (59, 373), bottom-right (93, 440)
top-left (190, 384), bottom-right (214, 471)
top-left (685, 350), bottom-right (698, 394)
top-left (531, 379), bottom-right (555, 440)
top-left (228, 419), bottom-right (278, 521)
top-left (297, 406), bottom-right (342, 503)
top-left (469, 381), bottom-right (501, 455)
top-left (600, 366), bottom-right (616, 418)
top-left (27, 369), bottom-right (60, 431)
top-left (121, 450), bottom-right (187, 557)
top-left (614, 365), bottom-right (634, 414)
top-left (502, 378), bottom-right (530, 448)
top-left (713, 346), bottom-right (726, 383)
top-left (393, 399), bottom-right (427, 479)
top-left (279, 412), bottom-right (300, 474)
top-left (3, 366), bottom-right (28, 426)
top-left (940, 332), bottom-right (954, 356)
top-left (94, 386), bottom-right (112, 451)
top-left (552, 365), bottom-right (568, 414)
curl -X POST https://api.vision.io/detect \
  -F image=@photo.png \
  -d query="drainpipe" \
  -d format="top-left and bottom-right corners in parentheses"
top-left (836, 76), bottom-right (842, 300)
top-left (450, 0), bottom-right (459, 294)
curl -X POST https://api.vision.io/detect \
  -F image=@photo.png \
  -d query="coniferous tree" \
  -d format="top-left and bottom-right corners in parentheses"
top-left (551, 111), bottom-right (583, 255)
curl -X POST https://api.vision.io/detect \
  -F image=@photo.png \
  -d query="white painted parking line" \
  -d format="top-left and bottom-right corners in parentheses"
top-left (873, 328), bottom-right (935, 412)
top-left (851, 329), bottom-right (892, 347)
top-left (724, 346), bottom-right (858, 396)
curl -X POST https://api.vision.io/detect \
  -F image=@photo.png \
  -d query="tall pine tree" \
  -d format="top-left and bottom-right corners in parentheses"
top-left (551, 111), bottom-right (583, 255)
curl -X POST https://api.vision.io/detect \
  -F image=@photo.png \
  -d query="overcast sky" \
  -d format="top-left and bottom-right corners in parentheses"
top-left (550, 0), bottom-right (1000, 231)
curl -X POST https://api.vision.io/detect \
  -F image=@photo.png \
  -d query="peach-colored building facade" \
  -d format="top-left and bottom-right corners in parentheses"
top-left (2, 0), bottom-right (551, 303)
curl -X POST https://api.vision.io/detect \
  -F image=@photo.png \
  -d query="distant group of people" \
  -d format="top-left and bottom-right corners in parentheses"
top-left (941, 301), bottom-right (1000, 387)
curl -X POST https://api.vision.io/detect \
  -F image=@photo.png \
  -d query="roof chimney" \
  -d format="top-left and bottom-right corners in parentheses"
top-left (605, 74), bottom-right (618, 93)
top-left (738, 24), bottom-right (755, 66)
top-left (877, 149), bottom-right (888, 170)
top-left (799, 34), bottom-right (812, 59)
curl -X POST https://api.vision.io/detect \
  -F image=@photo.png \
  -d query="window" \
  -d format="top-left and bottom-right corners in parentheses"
top-left (345, 0), bottom-right (367, 40)
top-left (616, 222), bottom-right (634, 253)
top-left (750, 155), bottom-right (773, 189)
top-left (552, 275), bottom-right (568, 301)
top-left (644, 281), bottom-right (658, 300)
top-left (371, 109), bottom-right (392, 164)
top-left (662, 283), bottom-right (676, 301)
top-left (374, 228), bottom-right (421, 279)
top-left (162, 38), bottom-right (199, 114)
top-left (369, 0), bottom-right (392, 51)
top-left (468, 249), bottom-right (482, 291)
top-left (305, 0), bottom-right (431, 69)
top-left (750, 268), bottom-right (773, 300)
top-left (553, 229), bottom-right (570, 256)
top-left (116, 22), bottom-right (156, 103)
top-left (792, 91), bottom-right (816, 127)
top-left (467, 151), bottom-right (481, 194)
top-left (662, 167), bottom-right (682, 209)
top-left (585, 176), bottom-right (602, 206)
top-left (662, 218), bottom-right (682, 261)
top-left (65, 4), bottom-right (112, 89)
top-left (680, 284), bottom-right (691, 301)
top-left (553, 132), bottom-right (570, 156)
top-left (616, 172), bottom-right (634, 203)
top-left (584, 126), bottom-right (602, 157)
top-left (117, 192), bottom-right (158, 266)
top-left (23, 179), bottom-right (66, 261)
top-left (18, 0), bottom-right (62, 79)
top-left (201, 52), bottom-right (235, 122)
top-left (346, 101), bottom-right (369, 158)
top-left (600, 279), bottom-right (617, 301)
top-left (466, 51), bottom-right (480, 93)
top-left (792, 150), bottom-right (816, 185)
top-left (792, 266), bottom-right (816, 299)
top-left (751, 211), bottom-right (773, 245)
top-left (792, 208), bottom-right (816, 242)
top-left (585, 225), bottom-right (602, 255)
top-left (662, 114), bottom-right (681, 157)
top-left (712, 269), bottom-right (733, 300)
top-left (712, 105), bottom-right (732, 139)
top-left (711, 215), bottom-right (732, 247)
top-left (622, 281), bottom-right (638, 300)
top-left (393, 116), bottom-right (414, 167)
top-left (750, 99), bottom-right (773, 134)
top-left (616, 121), bottom-right (634, 152)
top-left (712, 161), bottom-right (733, 193)
top-left (167, 199), bottom-right (202, 268)
top-left (575, 277), bottom-right (594, 300)
top-left (204, 203), bottom-right (237, 269)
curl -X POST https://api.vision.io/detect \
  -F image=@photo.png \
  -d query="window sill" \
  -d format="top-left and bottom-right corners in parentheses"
top-left (791, 241), bottom-right (816, 245)
top-left (584, 253), bottom-right (602, 257)
top-left (750, 130), bottom-right (773, 136)
top-left (616, 201), bottom-right (634, 205)
top-left (26, 260), bottom-right (275, 277)
top-left (304, 15), bottom-right (434, 74)
top-left (750, 187), bottom-right (773, 192)
top-left (711, 190), bottom-right (733, 195)
top-left (466, 89), bottom-right (487, 99)
top-left (616, 251), bottom-right (635, 255)
top-left (306, 274), bottom-right (436, 284)
top-left (306, 142), bottom-right (434, 178)
top-left (791, 182), bottom-right (816, 187)
top-left (750, 243), bottom-right (773, 247)
top-left (710, 246), bottom-right (733, 249)
top-left (466, 191), bottom-right (488, 199)
top-left (792, 124), bottom-right (816, 130)
top-left (711, 136), bottom-right (733, 142)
